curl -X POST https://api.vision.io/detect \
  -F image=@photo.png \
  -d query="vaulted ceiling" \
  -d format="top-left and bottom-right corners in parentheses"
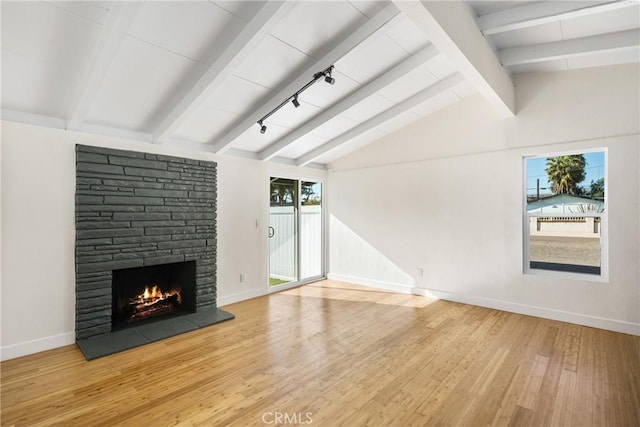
top-left (2, 1), bottom-right (639, 167)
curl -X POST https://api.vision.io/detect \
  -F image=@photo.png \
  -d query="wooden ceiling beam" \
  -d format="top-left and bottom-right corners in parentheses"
top-left (296, 73), bottom-right (464, 166)
top-left (258, 44), bottom-right (440, 161)
top-left (478, 1), bottom-right (636, 36)
top-left (210, 3), bottom-right (400, 154)
top-left (394, 0), bottom-right (515, 118)
top-left (500, 29), bottom-right (640, 66)
top-left (151, 1), bottom-right (293, 144)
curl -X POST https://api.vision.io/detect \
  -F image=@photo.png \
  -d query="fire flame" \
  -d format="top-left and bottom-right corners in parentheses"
top-left (143, 285), bottom-right (161, 299)
top-left (136, 285), bottom-right (181, 305)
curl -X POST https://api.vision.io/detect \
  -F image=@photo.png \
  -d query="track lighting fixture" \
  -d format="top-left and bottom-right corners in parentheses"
top-left (256, 65), bottom-right (336, 134)
top-left (324, 68), bottom-right (335, 85)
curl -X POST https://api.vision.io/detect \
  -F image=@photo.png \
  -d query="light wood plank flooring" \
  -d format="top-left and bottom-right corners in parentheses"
top-left (2, 280), bottom-right (639, 426)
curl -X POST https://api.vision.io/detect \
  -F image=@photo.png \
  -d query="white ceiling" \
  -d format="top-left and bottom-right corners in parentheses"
top-left (2, 1), bottom-right (639, 167)
top-left (469, 0), bottom-right (640, 74)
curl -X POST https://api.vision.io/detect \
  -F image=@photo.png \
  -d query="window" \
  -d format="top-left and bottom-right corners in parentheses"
top-left (523, 149), bottom-right (607, 280)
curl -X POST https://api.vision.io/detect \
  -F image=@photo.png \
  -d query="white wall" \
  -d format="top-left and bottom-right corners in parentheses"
top-left (0, 121), bottom-right (326, 359)
top-left (328, 64), bottom-right (640, 334)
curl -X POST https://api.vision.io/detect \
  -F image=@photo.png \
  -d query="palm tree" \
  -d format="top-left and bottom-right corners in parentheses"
top-left (545, 155), bottom-right (586, 195)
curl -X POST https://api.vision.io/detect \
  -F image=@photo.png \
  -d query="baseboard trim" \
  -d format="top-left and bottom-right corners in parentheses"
top-left (413, 287), bottom-right (640, 336)
top-left (217, 288), bottom-right (267, 308)
top-left (327, 273), bottom-right (414, 294)
top-left (1, 332), bottom-right (75, 361)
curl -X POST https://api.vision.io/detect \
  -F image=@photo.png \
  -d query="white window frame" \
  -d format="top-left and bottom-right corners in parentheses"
top-left (522, 148), bottom-right (608, 282)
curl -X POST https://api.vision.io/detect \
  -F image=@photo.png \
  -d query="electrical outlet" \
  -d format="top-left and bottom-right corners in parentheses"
top-left (417, 268), bottom-right (423, 278)
top-left (240, 273), bottom-right (245, 283)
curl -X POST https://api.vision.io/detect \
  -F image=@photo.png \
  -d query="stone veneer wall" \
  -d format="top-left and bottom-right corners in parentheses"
top-left (75, 145), bottom-right (216, 340)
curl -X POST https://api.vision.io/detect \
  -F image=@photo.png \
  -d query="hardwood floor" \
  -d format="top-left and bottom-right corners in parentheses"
top-left (2, 280), bottom-right (639, 426)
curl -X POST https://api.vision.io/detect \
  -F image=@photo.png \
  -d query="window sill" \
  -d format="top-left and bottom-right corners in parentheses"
top-left (524, 266), bottom-right (609, 283)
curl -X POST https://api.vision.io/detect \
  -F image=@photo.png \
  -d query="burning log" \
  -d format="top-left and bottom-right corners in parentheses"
top-left (124, 285), bottom-right (181, 324)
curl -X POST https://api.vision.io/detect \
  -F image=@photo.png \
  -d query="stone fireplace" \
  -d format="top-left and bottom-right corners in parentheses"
top-left (75, 145), bottom-right (232, 359)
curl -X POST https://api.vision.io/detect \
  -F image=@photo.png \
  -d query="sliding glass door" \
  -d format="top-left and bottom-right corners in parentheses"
top-left (269, 178), bottom-right (323, 287)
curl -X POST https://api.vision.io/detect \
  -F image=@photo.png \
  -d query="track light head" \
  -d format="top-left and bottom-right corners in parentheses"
top-left (324, 66), bottom-right (335, 85)
top-left (258, 121), bottom-right (267, 134)
top-left (292, 95), bottom-right (300, 108)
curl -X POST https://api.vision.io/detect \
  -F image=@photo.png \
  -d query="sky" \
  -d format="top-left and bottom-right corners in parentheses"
top-left (525, 151), bottom-right (605, 196)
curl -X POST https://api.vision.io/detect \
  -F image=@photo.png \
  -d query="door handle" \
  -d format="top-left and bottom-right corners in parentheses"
top-left (269, 226), bottom-right (275, 238)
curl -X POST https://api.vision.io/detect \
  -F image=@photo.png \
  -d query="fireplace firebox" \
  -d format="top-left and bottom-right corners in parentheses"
top-left (112, 261), bottom-right (196, 331)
